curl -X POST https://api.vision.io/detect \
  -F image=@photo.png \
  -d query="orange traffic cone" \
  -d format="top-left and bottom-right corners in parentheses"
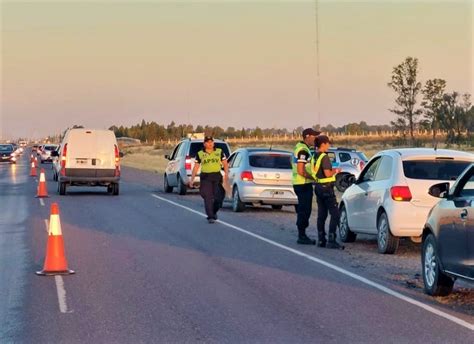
top-left (30, 162), bottom-right (37, 177)
top-left (36, 169), bottom-right (49, 198)
top-left (34, 157), bottom-right (38, 168)
top-left (30, 154), bottom-right (34, 163)
top-left (36, 203), bottom-right (75, 276)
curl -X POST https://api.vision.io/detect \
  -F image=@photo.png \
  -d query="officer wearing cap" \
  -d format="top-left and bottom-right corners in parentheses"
top-left (308, 135), bottom-right (344, 249)
top-left (292, 128), bottom-right (320, 245)
top-left (189, 136), bottom-right (229, 224)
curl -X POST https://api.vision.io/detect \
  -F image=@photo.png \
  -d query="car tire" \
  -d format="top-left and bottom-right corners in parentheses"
top-left (177, 175), bottom-right (187, 195)
top-left (271, 205), bottom-right (283, 211)
top-left (164, 174), bottom-right (173, 193)
top-left (232, 187), bottom-right (245, 212)
top-left (59, 182), bottom-right (66, 196)
top-left (422, 233), bottom-right (454, 296)
top-left (112, 183), bottom-right (119, 196)
top-left (377, 211), bottom-right (399, 254)
top-left (339, 204), bottom-right (357, 243)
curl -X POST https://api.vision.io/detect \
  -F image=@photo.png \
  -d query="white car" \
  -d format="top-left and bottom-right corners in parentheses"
top-left (339, 148), bottom-right (474, 254)
top-left (40, 144), bottom-right (59, 163)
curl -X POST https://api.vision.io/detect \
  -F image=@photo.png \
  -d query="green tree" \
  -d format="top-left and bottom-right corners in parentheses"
top-left (421, 78), bottom-right (446, 142)
top-left (388, 57), bottom-right (423, 143)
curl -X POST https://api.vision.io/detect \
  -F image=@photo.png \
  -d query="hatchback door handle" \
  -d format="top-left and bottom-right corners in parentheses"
top-left (460, 209), bottom-right (468, 220)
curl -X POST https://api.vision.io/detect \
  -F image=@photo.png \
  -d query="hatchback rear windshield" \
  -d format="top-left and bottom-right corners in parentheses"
top-left (189, 142), bottom-right (231, 159)
top-left (403, 160), bottom-right (471, 180)
top-left (249, 154), bottom-right (292, 169)
top-left (44, 146), bottom-right (57, 151)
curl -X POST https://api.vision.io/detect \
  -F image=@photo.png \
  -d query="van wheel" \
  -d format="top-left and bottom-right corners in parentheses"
top-left (422, 233), bottom-right (454, 296)
top-left (59, 182), bottom-right (66, 195)
top-left (112, 183), bottom-right (119, 196)
top-left (177, 175), bottom-right (187, 195)
top-left (377, 211), bottom-right (399, 254)
top-left (339, 204), bottom-right (357, 243)
top-left (232, 187), bottom-right (245, 212)
top-left (271, 205), bottom-right (283, 211)
top-left (164, 174), bottom-right (173, 193)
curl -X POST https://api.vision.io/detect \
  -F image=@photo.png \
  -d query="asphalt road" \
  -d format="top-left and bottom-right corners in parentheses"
top-left (1, 151), bottom-right (473, 343)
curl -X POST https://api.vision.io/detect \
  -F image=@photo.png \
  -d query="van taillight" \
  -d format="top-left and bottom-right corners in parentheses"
top-left (241, 171), bottom-right (254, 182)
top-left (114, 144), bottom-right (121, 177)
top-left (390, 186), bottom-right (412, 202)
top-left (60, 144), bottom-right (67, 175)
top-left (185, 156), bottom-right (192, 170)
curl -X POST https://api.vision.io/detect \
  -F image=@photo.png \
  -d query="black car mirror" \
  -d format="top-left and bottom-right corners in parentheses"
top-left (165, 154), bottom-right (170, 160)
top-left (119, 152), bottom-right (124, 158)
top-left (428, 182), bottom-right (450, 198)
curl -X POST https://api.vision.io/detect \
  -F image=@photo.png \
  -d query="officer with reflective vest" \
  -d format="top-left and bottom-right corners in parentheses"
top-left (189, 136), bottom-right (229, 224)
top-left (292, 128), bottom-right (320, 245)
top-left (308, 135), bottom-right (344, 249)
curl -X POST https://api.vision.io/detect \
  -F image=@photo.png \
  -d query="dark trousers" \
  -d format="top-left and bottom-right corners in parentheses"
top-left (200, 172), bottom-right (224, 220)
top-left (314, 183), bottom-right (340, 241)
top-left (293, 183), bottom-right (314, 237)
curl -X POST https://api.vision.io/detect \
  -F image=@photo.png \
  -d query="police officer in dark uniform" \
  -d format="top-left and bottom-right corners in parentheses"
top-left (308, 135), bottom-right (344, 249)
top-left (292, 128), bottom-right (320, 245)
top-left (189, 136), bottom-right (229, 224)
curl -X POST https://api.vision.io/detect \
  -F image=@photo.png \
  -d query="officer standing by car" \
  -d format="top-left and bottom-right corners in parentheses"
top-left (292, 128), bottom-right (320, 245)
top-left (309, 135), bottom-right (344, 249)
top-left (189, 136), bottom-right (229, 224)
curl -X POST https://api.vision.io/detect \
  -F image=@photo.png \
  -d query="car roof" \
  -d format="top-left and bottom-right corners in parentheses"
top-left (186, 139), bottom-right (227, 143)
top-left (376, 148), bottom-right (474, 160)
top-left (236, 148), bottom-right (291, 154)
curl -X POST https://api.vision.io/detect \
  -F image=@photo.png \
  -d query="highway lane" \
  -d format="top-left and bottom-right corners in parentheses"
top-left (1, 152), bottom-right (473, 343)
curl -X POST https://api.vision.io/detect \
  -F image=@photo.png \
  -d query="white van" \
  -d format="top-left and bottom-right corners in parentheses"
top-left (52, 128), bottom-right (123, 195)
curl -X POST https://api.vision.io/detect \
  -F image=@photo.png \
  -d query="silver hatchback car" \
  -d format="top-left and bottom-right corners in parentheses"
top-left (227, 148), bottom-right (297, 212)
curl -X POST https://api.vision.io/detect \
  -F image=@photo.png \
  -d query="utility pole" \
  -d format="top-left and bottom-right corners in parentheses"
top-left (314, 0), bottom-right (321, 127)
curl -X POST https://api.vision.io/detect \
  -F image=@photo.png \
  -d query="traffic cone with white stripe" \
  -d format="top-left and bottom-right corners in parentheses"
top-left (30, 162), bottom-right (37, 177)
top-left (36, 203), bottom-right (75, 276)
top-left (34, 157), bottom-right (38, 168)
top-left (36, 169), bottom-right (49, 198)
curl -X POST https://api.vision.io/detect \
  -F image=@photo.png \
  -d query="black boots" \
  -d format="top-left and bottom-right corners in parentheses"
top-left (326, 233), bottom-right (344, 250)
top-left (297, 229), bottom-right (316, 245)
top-left (318, 232), bottom-right (327, 248)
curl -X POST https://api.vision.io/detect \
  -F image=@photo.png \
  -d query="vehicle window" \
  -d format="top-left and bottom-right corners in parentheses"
top-left (375, 156), bottom-right (393, 181)
top-left (0, 145), bottom-right (13, 152)
top-left (248, 154), bottom-right (291, 169)
top-left (232, 153), bottom-right (243, 168)
top-left (458, 169), bottom-right (474, 197)
top-left (339, 152), bottom-right (352, 163)
top-left (227, 153), bottom-right (236, 167)
top-left (359, 157), bottom-right (381, 183)
top-left (189, 142), bottom-right (231, 159)
top-left (327, 152), bottom-right (336, 164)
top-left (176, 142), bottom-right (186, 158)
top-left (170, 143), bottom-right (181, 160)
top-left (44, 146), bottom-right (57, 151)
top-left (403, 160), bottom-right (470, 181)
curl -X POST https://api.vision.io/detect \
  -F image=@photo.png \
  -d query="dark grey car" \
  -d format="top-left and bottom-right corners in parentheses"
top-left (422, 164), bottom-right (474, 296)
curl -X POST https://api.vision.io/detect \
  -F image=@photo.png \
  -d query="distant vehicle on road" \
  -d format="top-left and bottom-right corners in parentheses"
top-left (52, 128), bottom-right (122, 195)
top-left (422, 164), bottom-right (474, 296)
top-left (0, 144), bottom-right (16, 164)
top-left (40, 144), bottom-right (59, 163)
top-left (164, 137), bottom-right (231, 195)
top-left (327, 147), bottom-right (368, 192)
top-left (226, 148), bottom-right (297, 212)
top-left (339, 148), bottom-right (474, 254)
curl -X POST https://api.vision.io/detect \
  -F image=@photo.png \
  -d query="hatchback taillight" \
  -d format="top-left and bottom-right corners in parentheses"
top-left (185, 156), bottom-right (192, 170)
top-left (114, 144), bottom-right (121, 177)
top-left (60, 144), bottom-right (67, 175)
top-left (241, 171), bottom-right (254, 182)
top-left (390, 186), bottom-right (412, 202)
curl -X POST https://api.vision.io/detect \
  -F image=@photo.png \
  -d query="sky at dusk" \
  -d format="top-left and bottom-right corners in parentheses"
top-left (1, 0), bottom-right (473, 139)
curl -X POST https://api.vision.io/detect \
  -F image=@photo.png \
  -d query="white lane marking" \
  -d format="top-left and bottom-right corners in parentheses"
top-left (55, 276), bottom-right (69, 313)
top-left (151, 194), bottom-right (474, 331)
top-left (39, 198), bottom-right (45, 207)
top-left (44, 219), bottom-right (49, 233)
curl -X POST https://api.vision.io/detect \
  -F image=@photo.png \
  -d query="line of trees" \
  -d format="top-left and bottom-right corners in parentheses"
top-left (388, 56), bottom-right (474, 144)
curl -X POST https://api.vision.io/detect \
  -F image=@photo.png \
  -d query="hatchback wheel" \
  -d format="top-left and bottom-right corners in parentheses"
top-left (422, 233), bottom-right (454, 296)
top-left (377, 211), bottom-right (399, 254)
top-left (232, 187), bottom-right (245, 212)
top-left (339, 205), bottom-right (357, 243)
top-left (164, 174), bottom-right (173, 193)
top-left (177, 175), bottom-right (187, 195)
